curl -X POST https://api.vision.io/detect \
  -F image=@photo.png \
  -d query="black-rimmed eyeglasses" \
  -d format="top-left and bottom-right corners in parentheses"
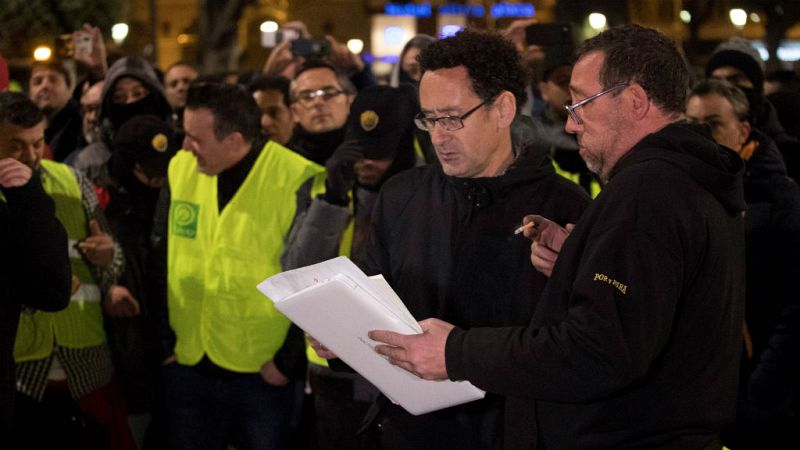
top-left (565, 83), bottom-right (628, 125)
top-left (414, 98), bottom-right (490, 132)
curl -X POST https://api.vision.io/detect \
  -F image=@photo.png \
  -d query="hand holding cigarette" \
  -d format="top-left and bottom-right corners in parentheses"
top-left (518, 215), bottom-right (574, 277)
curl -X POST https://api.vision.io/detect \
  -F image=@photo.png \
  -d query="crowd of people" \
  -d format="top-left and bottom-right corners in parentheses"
top-left (0, 17), bottom-right (798, 450)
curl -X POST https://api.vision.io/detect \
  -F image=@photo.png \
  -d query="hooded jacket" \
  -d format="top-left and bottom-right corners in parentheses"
top-left (354, 135), bottom-right (590, 449)
top-left (724, 129), bottom-right (800, 447)
top-left (446, 123), bottom-right (747, 449)
top-left (100, 57), bottom-right (171, 141)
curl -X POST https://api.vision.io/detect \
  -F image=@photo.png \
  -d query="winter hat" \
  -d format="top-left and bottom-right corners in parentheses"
top-left (112, 115), bottom-right (178, 178)
top-left (346, 84), bottom-right (417, 160)
top-left (705, 37), bottom-right (765, 93)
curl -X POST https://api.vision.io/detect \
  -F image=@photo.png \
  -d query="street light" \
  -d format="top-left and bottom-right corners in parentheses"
top-left (33, 46), bottom-right (52, 61)
top-left (260, 21), bottom-right (279, 33)
top-left (347, 39), bottom-right (364, 54)
top-left (729, 9), bottom-right (747, 28)
top-left (750, 13), bottom-right (761, 23)
top-left (680, 10), bottom-right (692, 24)
top-left (112, 23), bottom-right (129, 45)
top-left (588, 13), bottom-right (607, 31)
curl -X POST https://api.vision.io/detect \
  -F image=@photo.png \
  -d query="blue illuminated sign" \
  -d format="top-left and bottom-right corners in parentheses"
top-left (491, 3), bottom-right (535, 18)
top-left (385, 3), bottom-right (432, 17)
top-left (384, 2), bottom-right (534, 19)
top-left (439, 4), bottom-right (485, 17)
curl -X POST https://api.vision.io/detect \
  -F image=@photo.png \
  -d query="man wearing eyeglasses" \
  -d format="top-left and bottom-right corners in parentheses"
top-left (286, 61), bottom-right (355, 165)
top-left (311, 29), bottom-right (589, 449)
top-left (370, 24), bottom-right (747, 450)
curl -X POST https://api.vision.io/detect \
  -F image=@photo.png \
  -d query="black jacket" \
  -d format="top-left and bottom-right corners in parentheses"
top-left (446, 123), bottom-right (747, 449)
top-left (45, 100), bottom-right (82, 162)
top-left (0, 173), bottom-right (71, 437)
top-left (723, 129), bottom-right (800, 448)
top-left (355, 141), bottom-right (590, 449)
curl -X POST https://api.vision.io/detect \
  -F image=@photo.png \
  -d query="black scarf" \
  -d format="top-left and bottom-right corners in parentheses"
top-left (287, 125), bottom-right (346, 165)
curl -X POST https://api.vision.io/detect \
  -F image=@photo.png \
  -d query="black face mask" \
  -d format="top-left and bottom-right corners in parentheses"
top-left (108, 93), bottom-right (161, 131)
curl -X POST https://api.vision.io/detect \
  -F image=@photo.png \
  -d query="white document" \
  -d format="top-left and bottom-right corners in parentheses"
top-left (257, 256), bottom-right (486, 416)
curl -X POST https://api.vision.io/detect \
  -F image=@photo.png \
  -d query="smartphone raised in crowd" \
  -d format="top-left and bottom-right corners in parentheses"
top-left (54, 31), bottom-right (93, 59)
top-left (290, 37), bottom-right (331, 58)
top-left (261, 28), bottom-right (300, 48)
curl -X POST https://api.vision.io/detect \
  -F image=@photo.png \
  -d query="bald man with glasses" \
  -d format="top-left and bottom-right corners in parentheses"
top-left (312, 29), bottom-right (589, 450)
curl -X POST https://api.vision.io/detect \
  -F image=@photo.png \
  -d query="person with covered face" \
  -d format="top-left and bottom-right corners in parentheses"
top-left (100, 57), bottom-right (172, 143)
top-left (102, 115), bottom-right (179, 448)
top-left (705, 37), bottom-right (800, 183)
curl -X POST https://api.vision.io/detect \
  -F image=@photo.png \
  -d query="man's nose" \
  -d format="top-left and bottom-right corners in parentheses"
top-left (21, 145), bottom-right (37, 163)
top-left (429, 125), bottom-right (450, 147)
top-left (565, 114), bottom-right (581, 135)
top-left (309, 94), bottom-right (327, 107)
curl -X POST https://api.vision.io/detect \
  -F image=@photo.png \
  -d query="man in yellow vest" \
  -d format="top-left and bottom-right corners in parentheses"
top-left (151, 82), bottom-right (324, 449)
top-left (0, 92), bottom-right (130, 448)
top-left (0, 99), bottom-right (72, 441)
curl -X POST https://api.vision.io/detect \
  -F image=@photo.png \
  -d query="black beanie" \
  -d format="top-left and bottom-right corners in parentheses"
top-left (705, 49), bottom-right (764, 93)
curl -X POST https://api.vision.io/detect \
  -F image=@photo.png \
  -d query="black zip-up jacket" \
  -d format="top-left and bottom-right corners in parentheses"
top-left (355, 140), bottom-right (590, 449)
top-left (446, 123), bottom-right (747, 450)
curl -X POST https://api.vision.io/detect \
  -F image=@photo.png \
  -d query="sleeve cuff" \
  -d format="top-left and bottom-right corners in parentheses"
top-left (445, 326), bottom-right (468, 381)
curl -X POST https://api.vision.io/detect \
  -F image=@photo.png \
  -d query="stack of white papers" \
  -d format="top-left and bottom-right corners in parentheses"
top-left (257, 256), bottom-right (485, 415)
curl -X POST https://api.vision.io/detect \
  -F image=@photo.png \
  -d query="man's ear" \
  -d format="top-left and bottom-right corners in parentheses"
top-left (738, 119), bottom-right (752, 149)
top-left (224, 130), bottom-right (246, 151)
top-left (495, 90), bottom-right (517, 128)
top-left (290, 103), bottom-right (302, 123)
top-left (628, 83), bottom-right (650, 120)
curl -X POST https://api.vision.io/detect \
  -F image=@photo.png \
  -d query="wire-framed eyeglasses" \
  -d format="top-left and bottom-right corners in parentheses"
top-left (292, 87), bottom-right (345, 107)
top-left (414, 98), bottom-right (491, 132)
top-left (565, 83), bottom-right (628, 125)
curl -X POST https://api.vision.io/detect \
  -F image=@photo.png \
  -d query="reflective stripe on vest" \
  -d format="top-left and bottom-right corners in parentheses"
top-left (167, 142), bottom-right (325, 373)
top-left (552, 160), bottom-right (601, 199)
top-left (14, 161), bottom-right (105, 363)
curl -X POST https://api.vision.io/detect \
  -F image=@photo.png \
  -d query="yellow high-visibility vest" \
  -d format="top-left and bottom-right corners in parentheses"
top-left (167, 142), bottom-right (324, 373)
top-left (14, 160), bottom-right (105, 362)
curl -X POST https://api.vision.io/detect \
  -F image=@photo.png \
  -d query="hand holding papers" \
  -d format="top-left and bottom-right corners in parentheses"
top-left (257, 256), bottom-right (485, 415)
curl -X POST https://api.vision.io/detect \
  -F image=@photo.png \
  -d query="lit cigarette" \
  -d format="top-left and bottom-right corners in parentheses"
top-left (514, 220), bottom-right (535, 235)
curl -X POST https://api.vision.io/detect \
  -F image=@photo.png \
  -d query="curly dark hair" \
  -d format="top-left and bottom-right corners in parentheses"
top-left (186, 82), bottom-right (260, 143)
top-left (418, 28), bottom-right (527, 109)
top-left (576, 24), bottom-right (688, 115)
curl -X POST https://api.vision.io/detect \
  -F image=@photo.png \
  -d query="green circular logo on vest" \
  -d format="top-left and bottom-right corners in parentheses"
top-left (174, 203), bottom-right (197, 226)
